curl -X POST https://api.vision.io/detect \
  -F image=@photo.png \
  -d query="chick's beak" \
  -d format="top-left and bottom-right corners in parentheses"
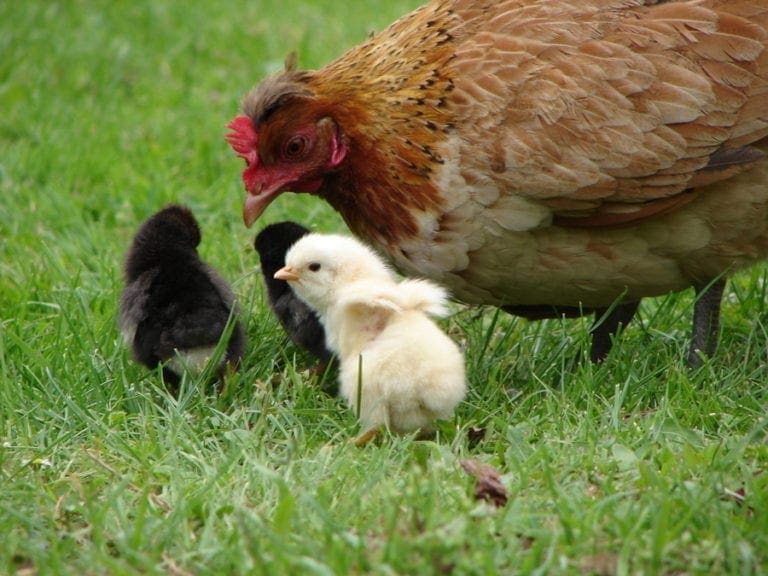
top-left (274, 266), bottom-right (300, 282)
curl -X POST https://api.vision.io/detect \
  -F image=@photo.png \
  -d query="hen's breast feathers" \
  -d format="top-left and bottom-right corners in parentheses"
top-left (305, 0), bottom-right (768, 242)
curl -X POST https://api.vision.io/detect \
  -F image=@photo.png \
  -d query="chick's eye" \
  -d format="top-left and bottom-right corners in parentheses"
top-left (283, 135), bottom-right (309, 159)
top-left (308, 262), bottom-right (321, 272)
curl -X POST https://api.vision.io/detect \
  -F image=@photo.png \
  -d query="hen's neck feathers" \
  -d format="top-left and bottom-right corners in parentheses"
top-left (251, 2), bottom-right (462, 248)
top-left (318, 12), bottom-right (461, 247)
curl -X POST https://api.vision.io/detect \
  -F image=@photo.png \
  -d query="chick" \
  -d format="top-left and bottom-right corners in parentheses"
top-left (119, 204), bottom-right (246, 388)
top-left (254, 221), bottom-right (333, 364)
top-left (274, 233), bottom-right (466, 440)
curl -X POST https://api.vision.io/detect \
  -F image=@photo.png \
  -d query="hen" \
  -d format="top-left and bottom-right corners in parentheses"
top-left (228, 0), bottom-right (768, 364)
top-left (274, 233), bottom-right (466, 441)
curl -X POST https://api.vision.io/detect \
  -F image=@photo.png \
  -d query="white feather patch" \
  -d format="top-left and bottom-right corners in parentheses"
top-left (166, 345), bottom-right (220, 376)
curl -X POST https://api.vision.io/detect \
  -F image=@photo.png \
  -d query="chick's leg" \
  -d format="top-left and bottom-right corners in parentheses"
top-left (353, 428), bottom-right (380, 447)
top-left (590, 301), bottom-right (640, 363)
top-left (687, 278), bottom-right (726, 367)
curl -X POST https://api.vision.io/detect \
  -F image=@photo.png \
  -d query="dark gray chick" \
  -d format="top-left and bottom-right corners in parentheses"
top-left (119, 204), bottom-right (246, 388)
top-left (254, 221), bottom-right (333, 364)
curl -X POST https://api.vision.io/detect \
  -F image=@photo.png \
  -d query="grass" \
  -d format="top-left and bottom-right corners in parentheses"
top-left (1, 1), bottom-right (767, 574)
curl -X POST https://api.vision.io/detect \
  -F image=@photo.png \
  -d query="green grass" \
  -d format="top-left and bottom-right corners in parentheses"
top-left (1, 1), bottom-right (767, 574)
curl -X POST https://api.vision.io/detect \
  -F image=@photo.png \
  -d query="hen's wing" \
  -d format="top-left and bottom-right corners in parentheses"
top-left (444, 0), bottom-right (768, 227)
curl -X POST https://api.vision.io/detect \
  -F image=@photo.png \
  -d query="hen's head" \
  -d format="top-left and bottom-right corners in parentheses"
top-left (274, 233), bottom-right (393, 315)
top-left (227, 70), bottom-right (348, 227)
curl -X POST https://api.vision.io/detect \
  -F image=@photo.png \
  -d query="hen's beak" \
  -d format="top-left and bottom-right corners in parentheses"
top-left (243, 182), bottom-right (282, 228)
top-left (274, 266), bottom-right (300, 282)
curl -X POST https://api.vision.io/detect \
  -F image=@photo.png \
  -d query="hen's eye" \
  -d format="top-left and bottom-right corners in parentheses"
top-left (284, 135), bottom-right (308, 159)
top-left (308, 262), bottom-right (321, 272)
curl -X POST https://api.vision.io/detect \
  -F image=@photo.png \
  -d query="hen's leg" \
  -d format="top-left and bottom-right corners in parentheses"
top-left (590, 301), bottom-right (640, 363)
top-left (687, 278), bottom-right (726, 367)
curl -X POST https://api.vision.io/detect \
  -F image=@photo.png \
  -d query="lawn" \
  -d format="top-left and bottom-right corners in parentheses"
top-left (1, 1), bottom-right (766, 574)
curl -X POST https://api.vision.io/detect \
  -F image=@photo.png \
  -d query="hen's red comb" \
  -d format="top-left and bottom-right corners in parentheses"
top-left (226, 116), bottom-right (259, 165)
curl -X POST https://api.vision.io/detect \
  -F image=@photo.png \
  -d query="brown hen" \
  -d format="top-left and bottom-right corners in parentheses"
top-left (227, 0), bottom-right (768, 364)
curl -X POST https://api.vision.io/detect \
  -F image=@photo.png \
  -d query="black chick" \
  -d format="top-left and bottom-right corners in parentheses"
top-left (119, 204), bottom-right (246, 388)
top-left (254, 221), bottom-right (333, 364)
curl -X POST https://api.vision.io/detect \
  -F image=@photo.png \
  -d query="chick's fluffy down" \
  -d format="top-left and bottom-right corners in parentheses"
top-left (340, 308), bottom-right (466, 434)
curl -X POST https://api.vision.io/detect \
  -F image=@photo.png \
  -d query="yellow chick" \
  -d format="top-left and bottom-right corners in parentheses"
top-left (274, 233), bottom-right (466, 439)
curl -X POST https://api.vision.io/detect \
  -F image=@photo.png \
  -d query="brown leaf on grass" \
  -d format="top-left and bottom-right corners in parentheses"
top-left (460, 459), bottom-right (508, 507)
